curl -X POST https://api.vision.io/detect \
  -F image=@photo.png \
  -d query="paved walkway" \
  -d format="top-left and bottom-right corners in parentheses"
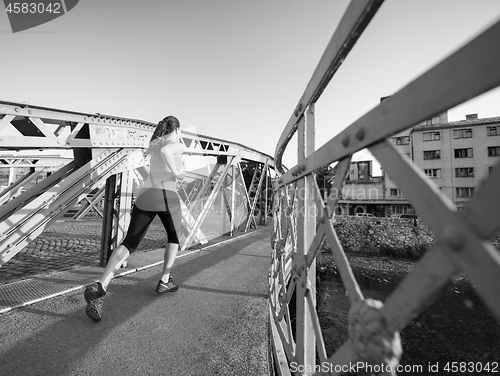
top-left (0, 227), bottom-right (273, 375)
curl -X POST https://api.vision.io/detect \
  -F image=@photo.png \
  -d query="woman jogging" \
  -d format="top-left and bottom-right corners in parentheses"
top-left (84, 116), bottom-right (185, 322)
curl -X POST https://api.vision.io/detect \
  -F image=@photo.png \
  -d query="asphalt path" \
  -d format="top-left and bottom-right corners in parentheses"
top-left (0, 228), bottom-right (273, 376)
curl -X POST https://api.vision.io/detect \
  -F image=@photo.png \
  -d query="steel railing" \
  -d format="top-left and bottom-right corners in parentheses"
top-left (269, 1), bottom-right (500, 375)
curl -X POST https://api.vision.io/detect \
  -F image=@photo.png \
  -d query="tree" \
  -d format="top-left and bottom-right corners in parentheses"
top-left (315, 164), bottom-right (336, 199)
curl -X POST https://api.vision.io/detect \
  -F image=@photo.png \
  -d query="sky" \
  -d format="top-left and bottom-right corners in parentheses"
top-left (1, 0), bottom-right (500, 171)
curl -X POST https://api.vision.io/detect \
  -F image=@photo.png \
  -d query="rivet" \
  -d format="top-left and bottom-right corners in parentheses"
top-left (442, 225), bottom-right (465, 252)
top-left (341, 135), bottom-right (350, 147)
top-left (294, 103), bottom-right (303, 117)
top-left (278, 178), bottom-right (283, 184)
top-left (355, 127), bottom-right (365, 141)
top-left (15, 107), bottom-right (20, 113)
top-left (28, 110), bottom-right (33, 114)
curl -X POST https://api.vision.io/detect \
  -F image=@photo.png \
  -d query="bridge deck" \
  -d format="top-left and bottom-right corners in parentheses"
top-left (0, 228), bottom-right (272, 376)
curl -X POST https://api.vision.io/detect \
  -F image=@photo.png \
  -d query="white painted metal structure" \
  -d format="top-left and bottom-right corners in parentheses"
top-left (0, 100), bottom-right (274, 268)
top-left (270, 1), bottom-right (500, 375)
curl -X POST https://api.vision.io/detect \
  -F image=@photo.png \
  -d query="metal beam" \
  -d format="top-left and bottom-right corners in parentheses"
top-left (181, 158), bottom-right (235, 251)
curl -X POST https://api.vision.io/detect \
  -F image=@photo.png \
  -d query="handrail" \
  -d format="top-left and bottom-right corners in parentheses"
top-left (274, 0), bottom-right (384, 173)
top-left (269, 1), bottom-right (500, 375)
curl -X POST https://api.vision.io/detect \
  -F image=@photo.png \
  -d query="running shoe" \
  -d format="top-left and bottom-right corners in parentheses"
top-left (84, 282), bottom-right (106, 322)
top-left (156, 276), bottom-right (179, 293)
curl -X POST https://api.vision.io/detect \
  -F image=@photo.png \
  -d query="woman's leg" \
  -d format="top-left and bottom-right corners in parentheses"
top-left (99, 245), bottom-right (130, 291)
top-left (157, 191), bottom-right (182, 284)
top-left (100, 206), bottom-right (156, 290)
top-left (85, 200), bottom-right (156, 321)
top-left (160, 242), bottom-right (179, 283)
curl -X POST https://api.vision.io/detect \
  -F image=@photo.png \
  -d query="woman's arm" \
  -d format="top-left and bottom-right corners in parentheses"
top-left (161, 143), bottom-right (185, 180)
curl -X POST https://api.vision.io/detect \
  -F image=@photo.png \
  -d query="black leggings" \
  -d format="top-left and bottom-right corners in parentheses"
top-left (122, 191), bottom-right (181, 253)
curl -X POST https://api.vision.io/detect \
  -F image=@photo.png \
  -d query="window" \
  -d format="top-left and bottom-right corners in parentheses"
top-left (487, 146), bottom-right (500, 157)
top-left (424, 169), bottom-right (441, 178)
top-left (424, 117), bottom-right (441, 125)
top-left (391, 205), bottom-right (407, 214)
top-left (456, 187), bottom-right (474, 197)
top-left (390, 189), bottom-right (402, 196)
top-left (455, 167), bottom-right (474, 177)
top-left (395, 136), bottom-right (410, 145)
top-left (454, 148), bottom-right (473, 158)
top-left (453, 128), bottom-right (473, 139)
top-left (423, 131), bottom-right (440, 141)
top-left (487, 126), bottom-right (499, 136)
top-left (423, 150), bottom-right (441, 160)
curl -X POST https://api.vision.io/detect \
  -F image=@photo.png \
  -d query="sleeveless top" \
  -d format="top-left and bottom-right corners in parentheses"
top-left (147, 142), bottom-right (182, 192)
top-left (134, 141), bottom-right (182, 212)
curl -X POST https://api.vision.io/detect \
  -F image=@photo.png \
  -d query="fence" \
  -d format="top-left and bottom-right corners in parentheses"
top-left (268, 1), bottom-right (500, 375)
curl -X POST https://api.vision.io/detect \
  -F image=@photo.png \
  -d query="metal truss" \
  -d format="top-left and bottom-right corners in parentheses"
top-left (181, 157), bottom-right (238, 251)
top-left (0, 147), bottom-right (142, 267)
top-left (0, 101), bottom-right (274, 270)
top-left (0, 154), bottom-right (73, 167)
top-left (70, 186), bottom-right (105, 219)
top-left (270, 1), bottom-right (500, 375)
top-left (0, 101), bottom-right (274, 166)
top-left (244, 160), bottom-right (270, 232)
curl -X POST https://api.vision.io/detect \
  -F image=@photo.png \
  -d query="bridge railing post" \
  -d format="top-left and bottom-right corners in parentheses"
top-left (100, 174), bottom-right (117, 266)
top-left (294, 104), bottom-right (317, 374)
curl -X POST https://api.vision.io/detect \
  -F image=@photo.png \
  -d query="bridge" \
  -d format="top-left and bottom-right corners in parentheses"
top-left (1, 1), bottom-right (500, 375)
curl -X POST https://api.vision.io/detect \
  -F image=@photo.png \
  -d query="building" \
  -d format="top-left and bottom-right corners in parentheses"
top-left (336, 110), bottom-right (500, 216)
top-left (336, 160), bottom-right (407, 217)
top-left (409, 113), bottom-right (500, 211)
